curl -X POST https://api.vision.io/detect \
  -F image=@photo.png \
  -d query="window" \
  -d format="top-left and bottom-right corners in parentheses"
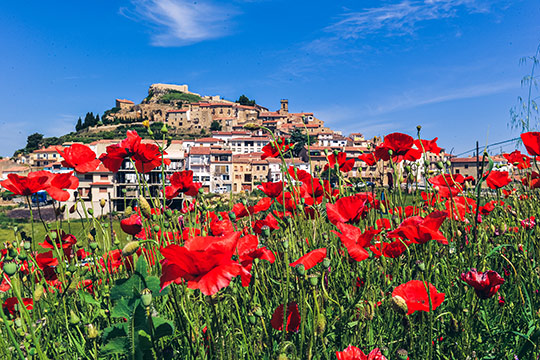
top-left (100, 175), bottom-right (108, 181)
top-left (464, 165), bottom-right (469, 169)
top-left (84, 174), bottom-right (93, 180)
top-left (99, 187), bottom-right (107, 193)
top-left (222, 175), bottom-right (230, 181)
top-left (455, 169), bottom-right (460, 174)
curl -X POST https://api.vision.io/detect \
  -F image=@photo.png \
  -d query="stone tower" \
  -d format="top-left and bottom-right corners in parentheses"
top-left (279, 99), bottom-right (289, 115)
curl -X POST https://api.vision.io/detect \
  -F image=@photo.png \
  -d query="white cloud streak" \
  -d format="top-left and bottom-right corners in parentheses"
top-left (326, 0), bottom-right (491, 39)
top-left (120, 0), bottom-right (239, 46)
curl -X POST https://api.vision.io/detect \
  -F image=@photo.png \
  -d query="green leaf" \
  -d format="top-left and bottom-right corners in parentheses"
top-left (100, 337), bottom-right (129, 356)
top-left (146, 276), bottom-right (168, 297)
top-left (137, 329), bottom-right (153, 351)
top-left (78, 289), bottom-right (100, 305)
top-left (102, 323), bottom-right (127, 341)
top-left (136, 254), bottom-right (148, 276)
top-left (111, 298), bottom-right (133, 319)
top-left (110, 276), bottom-right (141, 300)
top-left (153, 317), bottom-right (175, 339)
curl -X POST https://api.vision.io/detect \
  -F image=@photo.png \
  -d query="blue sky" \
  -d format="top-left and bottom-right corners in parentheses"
top-left (1, 0), bottom-right (539, 157)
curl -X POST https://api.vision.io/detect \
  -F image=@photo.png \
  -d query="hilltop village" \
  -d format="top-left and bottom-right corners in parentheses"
top-left (0, 83), bottom-right (490, 214)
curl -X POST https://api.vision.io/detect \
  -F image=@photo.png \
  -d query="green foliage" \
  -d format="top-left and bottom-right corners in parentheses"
top-left (101, 256), bottom-right (173, 359)
top-left (158, 90), bottom-right (201, 104)
top-left (288, 128), bottom-right (316, 157)
top-left (236, 94), bottom-right (256, 106)
top-left (25, 132), bottom-right (44, 152)
top-left (210, 120), bottom-right (222, 132)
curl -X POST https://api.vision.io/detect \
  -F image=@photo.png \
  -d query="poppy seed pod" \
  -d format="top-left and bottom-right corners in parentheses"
top-left (87, 208), bottom-right (94, 216)
top-left (89, 242), bottom-right (98, 251)
top-left (397, 349), bottom-right (409, 360)
top-left (295, 264), bottom-right (305, 276)
top-left (3, 262), bottom-right (17, 276)
top-left (34, 286), bottom-right (44, 302)
top-left (309, 275), bottom-right (318, 286)
top-left (141, 288), bottom-right (152, 307)
top-left (125, 206), bottom-right (132, 216)
top-left (153, 225), bottom-right (160, 232)
top-left (322, 257), bottom-right (331, 268)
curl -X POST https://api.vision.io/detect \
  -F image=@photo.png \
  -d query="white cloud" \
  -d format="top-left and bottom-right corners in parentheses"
top-left (120, 0), bottom-right (239, 46)
top-left (326, 0), bottom-right (492, 39)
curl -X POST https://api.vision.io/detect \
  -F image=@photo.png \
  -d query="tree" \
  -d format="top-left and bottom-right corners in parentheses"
top-left (289, 128), bottom-right (315, 157)
top-left (236, 95), bottom-right (256, 106)
top-left (75, 117), bottom-right (82, 131)
top-left (26, 133), bottom-right (44, 152)
top-left (210, 120), bottom-right (222, 132)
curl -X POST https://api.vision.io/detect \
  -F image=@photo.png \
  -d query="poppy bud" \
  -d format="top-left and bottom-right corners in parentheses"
top-left (283, 240), bottom-right (289, 249)
top-left (248, 315), bottom-right (256, 324)
top-left (125, 206), bottom-right (132, 216)
top-left (165, 209), bottom-right (172, 218)
top-left (23, 241), bottom-right (31, 251)
top-left (416, 260), bottom-right (425, 272)
top-left (122, 241), bottom-right (140, 257)
top-left (322, 257), bottom-right (331, 268)
top-left (87, 324), bottom-right (99, 339)
top-left (316, 313), bottom-right (326, 335)
top-left (261, 225), bottom-right (270, 238)
top-left (295, 264), bottom-right (305, 276)
top-left (148, 129), bottom-right (154, 136)
top-left (3, 262), bottom-right (17, 276)
top-left (67, 263), bottom-right (77, 273)
top-left (405, 165), bottom-right (411, 173)
top-left (89, 242), bottom-right (98, 251)
top-left (380, 346), bottom-right (389, 357)
top-left (34, 286), bottom-right (44, 302)
top-left (69, 310), bottom-right (80, 325)
top-left (254, 307), bottom-right (263, 317)
top-left (391, 295), bottom-right (408, 315)
top-left (139, 196), bottom-right (152, 219)
top-left (416, 125), bottom-right (422, 132)
top-left (424, 159), bottom-right (430, 167)
top-left (309, 275), bottom-right (318, 286)
top-left (100, 199), bottom-right (106, 208)
top-left (122, 188), bottom-right (127, 194)
top-left (446, 160), bottom-right (451, 167)
top-left (17, 252), bottom-right (27, 261)
top-left (153, 225), bottom-right (160, 232)
top-left (160, 124), bottom-right (168, 134)
top-left (87, 208), bottom-right (94, 216)
top-left (229, 211), bottom-right (236, 221)
top-left (396, 349), bottom-right (409, 360)
top-left (388, 149), bottom-right (394, 156)
top-left (141, 288), bottom-right (152, 307)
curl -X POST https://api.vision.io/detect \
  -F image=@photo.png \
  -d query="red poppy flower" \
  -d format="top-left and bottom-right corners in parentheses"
top-left (261, 138), bottom-right (292, 160)
top-left (336, 345), bottom-right (387, 360)
top-left (57, 144), bottom-right (100, 173)
top-left (270, 302), bottom-right (300, 332)
top-left (289, 248), bottom-right (327, 270)
top-left (209, 214), bottom-right (235, 236)
top-left (120, 214), bottom-right (143, 236)
top-left (38, 230), bottom-right (77, 251)
top-left (99, 130), bottom-right (170, 173)
top-left (358, 153), bottom-right (377, 166)
top-left (165, 170), bottom-right (201, 199)
top-left (522, 171), bottom-right (540, 189)
top-left (388, 211), bottom-right (448, 245)
top-left (461, 269), bottom-right (504, 299)
top-left (370, 240), bottom-right (409, 258)
top-left (257, 182), bottom-right (284, 198)
top-left (446, 196), bottom-right (476, 221)
top-left (3, 297), bottom-right (33, 316)
top-left (521, 216), bottom-right (536, 229)
top-left (324, 152), bottom-right (355, 173)
top-left (428, 174), bottom-right (464, 198)
top-left (236, 234), bottom-right (275, 281)
top-left (485, 170), bottom-right (511, 189)
top-left (503, 150), bottom-right (531, 169)
top-left (45, 171), bottom-right (79, 201)
top-left (479, 200), bottom-right (499, 216)
top-left (0, 173), bottom-right (49, 196)
top-left (232, 197), bottom-right (274, 219)
top-left (327, 195), bottom-right (367, 225)
top-left (160, 232), bottom-right (243, 295)
top-left (332, 223), bottom-right (379, 262)
top-left (253, 213), bottom-right (280, 234)
top-left (414, 137), bottom-right (442, 155)
top-left (374, 133), bottom-right (422, 163)
top-left (521, 132), bottom-right (540, 156)
top-left (392, 280), bottom-right (445, 315)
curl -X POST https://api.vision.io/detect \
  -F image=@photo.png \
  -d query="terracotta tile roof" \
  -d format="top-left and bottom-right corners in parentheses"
top-left (87, 163), bottom-right (112, 173)
top-left (189, 147), bottom-right (211, 155)
top-left (34, 145), bottom-right (64, 153)
top-left (195, 137), bottom-right (224, 143)
top-left (116, 99), bottom-right (134, 104)
top-left (259, 112), bottom-right (283, 117)
top-left (231, 137), bottom-right (270, 142)
top-left (90, 182), bottom-right (113, 186)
